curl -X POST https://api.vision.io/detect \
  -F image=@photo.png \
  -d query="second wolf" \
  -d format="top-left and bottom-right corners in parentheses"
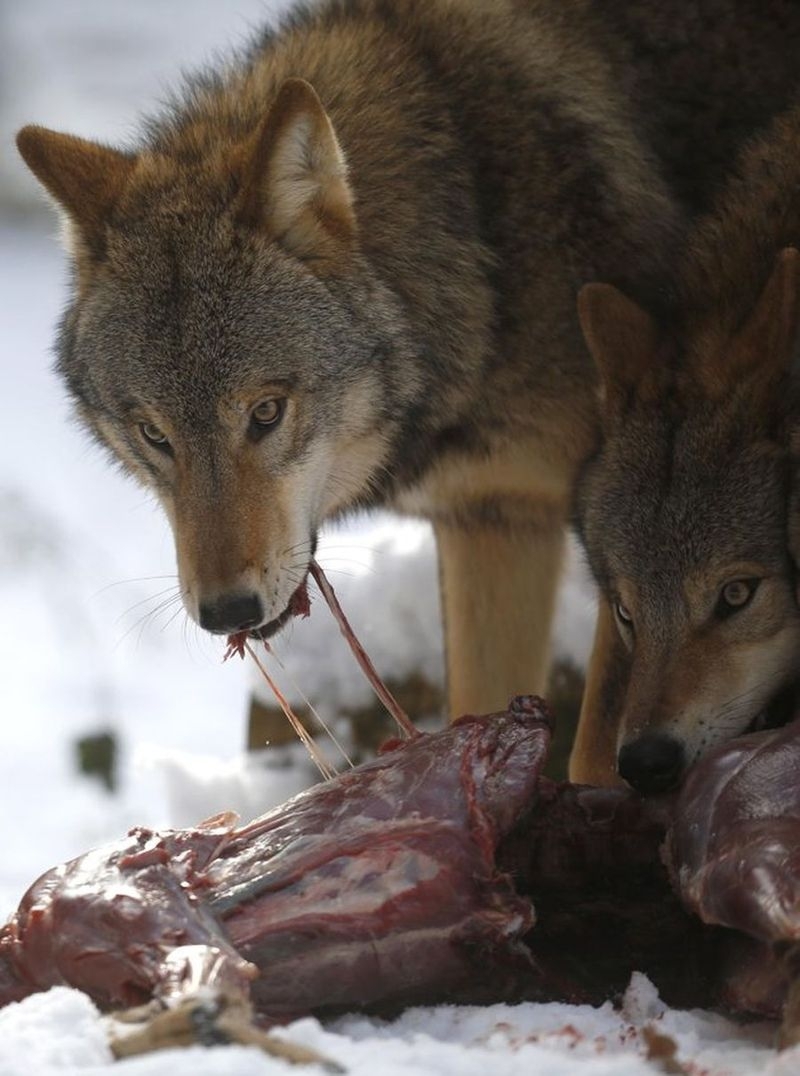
top-left (572, 103), bottom-right (800, 792)
top-left (15, 0), bottom-right (800, 722)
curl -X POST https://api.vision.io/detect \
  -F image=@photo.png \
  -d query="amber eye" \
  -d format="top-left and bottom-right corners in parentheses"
top-left (249, 398), bottom-right (285, 438)
top-left (139, 422), bottom-right (169, 448)
top-left (615, 600), bottom-right (633, 626)
top-left (717, 578), bottom-right (759, 616)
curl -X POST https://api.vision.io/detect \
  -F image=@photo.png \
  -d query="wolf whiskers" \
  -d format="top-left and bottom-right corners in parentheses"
top-left (113, 587), bottom-right (183, 650)
top-left (283, 539), bottom-right (380, 581)
top-left (92, 574), bottom-right (180, 599)
top-left (114, 584), bottom-right (183, 624)
top-left (706, 677), bottom-right (787, 729)
top-left (159, 601), bottom-right (188, 635)
top-left (675, 677), bottom-right (792, 763)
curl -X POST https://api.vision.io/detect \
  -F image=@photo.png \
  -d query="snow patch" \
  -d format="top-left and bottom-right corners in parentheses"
top-left (0, 981), bottom-right (788, 1076)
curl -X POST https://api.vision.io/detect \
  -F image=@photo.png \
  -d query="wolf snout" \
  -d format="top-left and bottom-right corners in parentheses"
top-left (617, 734), bottom-right (684, 795)
top-left (198, 592), bottom-right (265, 635)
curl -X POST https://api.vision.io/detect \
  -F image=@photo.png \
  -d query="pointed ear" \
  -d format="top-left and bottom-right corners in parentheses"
top-left (237, 78), bottom-right (357, 265)
top-left (730, 247), bottom-right (800, 381)
top-left (577, 283), bottom-right (661, 417)
top-left (16, 126), bottom-right (135, 257)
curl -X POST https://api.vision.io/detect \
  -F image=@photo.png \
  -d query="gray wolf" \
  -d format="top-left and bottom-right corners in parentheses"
top-left (571, 103), bottom-right (800, 792)
top-left (14, 0), bottom-right (800, 722)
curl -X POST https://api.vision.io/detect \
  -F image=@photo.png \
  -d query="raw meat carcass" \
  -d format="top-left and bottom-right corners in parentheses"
top-left (3, 696), bottom-right (800, 1055)
top-left (666, 718), bottom-right (800, 1043)
top-left (0, 698), bottom-right (551, 1028)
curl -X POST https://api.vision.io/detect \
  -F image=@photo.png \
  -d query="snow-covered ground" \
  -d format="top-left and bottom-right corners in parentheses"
top-left (0, 975), bottom-right (794, 1076)
top-left (0, 3), bottom-right (794, 1074)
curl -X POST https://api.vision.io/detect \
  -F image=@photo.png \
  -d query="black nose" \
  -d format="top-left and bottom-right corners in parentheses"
top-left (617, 734), bottom-right (685, 795)
top-left (198, 593), bottom-right (264, 634)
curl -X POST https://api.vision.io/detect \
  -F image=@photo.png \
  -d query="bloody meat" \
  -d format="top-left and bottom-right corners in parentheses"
top-left (0, 698), bottom-right (550, 1018)
top-left (3, 700), bottom-right (800, 1043)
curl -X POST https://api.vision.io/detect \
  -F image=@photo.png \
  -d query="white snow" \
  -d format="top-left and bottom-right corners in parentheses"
top-left (0, 978), bottom-right (792, 1076)
top-left (0, 2), bottom-right (790, 1074)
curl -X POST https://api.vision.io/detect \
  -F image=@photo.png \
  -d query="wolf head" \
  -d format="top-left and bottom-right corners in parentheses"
top-left (17, 80), bottom-right (420, 637)
top-left (574, 250), bottom-right (800, 793)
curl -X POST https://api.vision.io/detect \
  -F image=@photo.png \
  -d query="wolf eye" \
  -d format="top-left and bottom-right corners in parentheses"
top-left (614, 600), bottom-right (633, 627)
top-left (717, 578), bottom-right (760, 617)
top-left (249, 398), bottom-right (285, 440)
top-left (139, 422), bottom-right (170, 450)
top-left (252, 399), bottom-right (283, 425)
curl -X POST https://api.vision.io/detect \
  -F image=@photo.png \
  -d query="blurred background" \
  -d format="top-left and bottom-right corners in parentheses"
top-left (0, 0), bottom-right (596, 912)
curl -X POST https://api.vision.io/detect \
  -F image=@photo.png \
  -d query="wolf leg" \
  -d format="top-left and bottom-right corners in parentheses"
top-left (569, 598), bottom-right (626, 786)
top-left (434, 518), bottom-right (565, 719)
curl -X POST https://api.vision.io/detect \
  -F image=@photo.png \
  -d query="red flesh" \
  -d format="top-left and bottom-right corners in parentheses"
top-left (3, 704), bottom-right (800, 1026)
top-left (0, 700), bottom-right (549, 1016)
top-left (667, 718), bottom-right (800, 946)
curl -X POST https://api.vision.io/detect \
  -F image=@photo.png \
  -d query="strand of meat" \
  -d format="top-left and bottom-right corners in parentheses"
top-left (262, 640), bottom-right (354, 768)
top-left (308, 560), bottom-right (419, 740)
top-left (242, 640), bottom-right (337, 780)
top-left (225, 559), bottom-right (418, 778)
